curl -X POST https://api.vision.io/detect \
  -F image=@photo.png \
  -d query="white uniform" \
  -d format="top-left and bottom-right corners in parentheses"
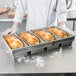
top-left (14, 0), bottom-right (67, 31)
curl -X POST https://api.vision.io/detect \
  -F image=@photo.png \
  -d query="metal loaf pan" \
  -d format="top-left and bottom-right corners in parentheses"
top-left (16, 31), bottom-right (49, 55)
top-left (2, 34), bottom-right (30, 59)
top-left (45, 26), bottom-right (75, 47)
top-left (31, 28), bottom-right (57, 50)
top-left (2, 26), bottom-right (75, 60)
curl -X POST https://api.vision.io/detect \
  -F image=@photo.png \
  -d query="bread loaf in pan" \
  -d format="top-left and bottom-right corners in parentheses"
top-left (19, 32), bottom-right (40, 46)
top-left (34, 30), bottom-right (55, 42)
top-left (4, 35), bottom-right (24, 49)
top-left (47, 27), bottom-right (68, 38)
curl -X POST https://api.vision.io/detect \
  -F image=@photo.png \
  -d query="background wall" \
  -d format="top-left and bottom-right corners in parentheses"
top-left (0, 0), bottom-right (14, 7)
top-left (0, 0), bottom-right (75, 31)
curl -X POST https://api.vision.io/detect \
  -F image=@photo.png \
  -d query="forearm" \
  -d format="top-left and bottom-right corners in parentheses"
top-left (56, 0), bottom-right (67, 24)
top-left (14, 9), bottom-right (25, 23)
top-left (14, 0), bottom-right (27, 24)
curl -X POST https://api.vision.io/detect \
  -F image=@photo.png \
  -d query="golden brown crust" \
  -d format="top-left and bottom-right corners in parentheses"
top-left (4, 35), bottom-right (24, 49)
top-left (20, 32), bottom-right (40, 45)
top-left (47, 27), bottom-right (68, 38)
top-left (0, 8), bottom-right (8, 14)
top-left (34, 30), bottom-right (55, 42)
top-left (8, 11), bottom-right (15, 18)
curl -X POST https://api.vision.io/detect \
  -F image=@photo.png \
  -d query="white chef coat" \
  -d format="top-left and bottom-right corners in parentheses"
top-left (14, 0), bottom-right (67, 31)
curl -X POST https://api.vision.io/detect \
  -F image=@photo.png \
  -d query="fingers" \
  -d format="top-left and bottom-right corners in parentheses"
top-left (11, 28), bottom-right (18, 34)
top-left (2, 28), bottom-right (12, 35)
top-left (58, 25), bottom-right (75, 36)
top-left (64, 28), bottom-right (75, 36)
top-left (59, 26), bottom-right (75, 36)
top-left (11, 30), bottom-right (16, 34)
top-left (2, 26), bottom-right (19, 35)
top-left (2, 28), bottom-right (18, 35)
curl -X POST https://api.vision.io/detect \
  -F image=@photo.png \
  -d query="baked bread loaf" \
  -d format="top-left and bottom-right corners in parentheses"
top-left (47, 27), bottom-right (68, 38)
top-left (20, 32), bottom-right (40, 45)
top-left (34, 30), bottom-right (55, 42)
top-left (0, 8), bottom-right (8, 14)
top-left (4, 35), bottom-right (24, 49)
top-left (8, 11), bottom-right (27, 18)
top-left (8, 11), bottom-right (15, 18)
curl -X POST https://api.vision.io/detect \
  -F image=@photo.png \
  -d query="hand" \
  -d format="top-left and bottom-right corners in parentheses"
top-left (2, 25), bottom-right (19, 35)
top-left (59, 24), bottom-right (75, 35)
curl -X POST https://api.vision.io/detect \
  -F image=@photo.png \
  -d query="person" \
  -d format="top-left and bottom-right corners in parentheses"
top-left (3, 0), bottom-right (74, 35)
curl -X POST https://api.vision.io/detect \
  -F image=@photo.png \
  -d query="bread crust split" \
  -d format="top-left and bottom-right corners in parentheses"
top-left (20, 32), bottom-right (40, 45)
top-left (34, 30), bottom-right (55, 42)
top-left (48, 27), bottom-right (68, 38)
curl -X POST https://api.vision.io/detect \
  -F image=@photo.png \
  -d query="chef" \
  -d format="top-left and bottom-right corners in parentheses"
top-left (3, 0), bottom-right (74, 35)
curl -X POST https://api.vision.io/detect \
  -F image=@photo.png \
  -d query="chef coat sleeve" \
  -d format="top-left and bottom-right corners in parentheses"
top-left (14, 0), bottom-right (27, 23)
top-left (56, 0), bottom-right (67, 23)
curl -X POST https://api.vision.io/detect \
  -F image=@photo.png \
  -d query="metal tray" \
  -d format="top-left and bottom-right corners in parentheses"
top-left (2, 26), bottom-right (75, 60)
top-left (32, 29), bottom-right (56, 42)
top-left (16, 31), bottom-right (53, 50)
top-left (2, 34), bottom-right (30, 59)
top-left (32, 28), bottom-right (61, 50)
top-left (16, 31), bottom-right (44, 46)
top-left (45, 26), bottom-right (75, 47)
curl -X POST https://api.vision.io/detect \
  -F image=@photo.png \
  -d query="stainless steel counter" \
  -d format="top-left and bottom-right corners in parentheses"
top-left (0, 32), bottom-right (76, 73)
top-left (0, 11), bottom-right (76, 73)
